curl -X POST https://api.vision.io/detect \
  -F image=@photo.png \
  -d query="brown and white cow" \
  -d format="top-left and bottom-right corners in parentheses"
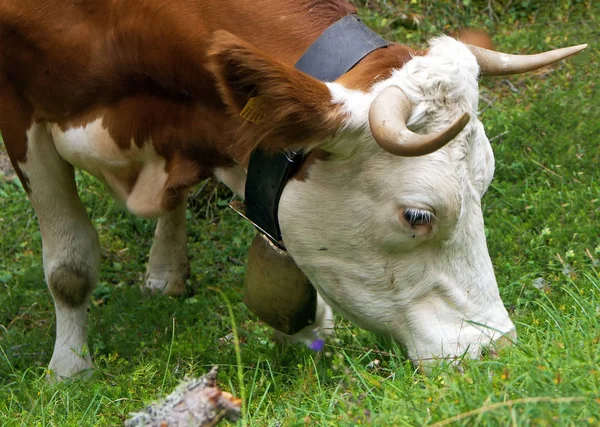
top-left (0, 0), bottom-right (586, 379)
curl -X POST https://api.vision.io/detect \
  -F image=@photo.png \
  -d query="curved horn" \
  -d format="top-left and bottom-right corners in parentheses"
top-left (468, 44), bottom-right (587, 76)
top-left (369, 86), bottom-right (470, 157)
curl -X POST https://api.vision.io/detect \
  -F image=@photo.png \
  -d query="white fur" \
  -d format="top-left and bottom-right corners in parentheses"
top-left (279, 37), bottom-right (515, 365)
top-left (214, 165), bottom-right (247, 198)
top-left (49, 302), bottom-right (93, 378)
top-left (25, 119), bottom-right (192, 378)
top-left (50, 119), bottom-right (170, 218)
top-left (213, 166), bottom-right (336, 346)
top-left (20, 124), bottom-right (100, 379)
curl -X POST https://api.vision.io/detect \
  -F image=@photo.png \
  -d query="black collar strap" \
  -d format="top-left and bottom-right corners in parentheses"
top-left (295, 14), bottom-right (392, 81)
top-left (243, 15), bottom-right (390, 247)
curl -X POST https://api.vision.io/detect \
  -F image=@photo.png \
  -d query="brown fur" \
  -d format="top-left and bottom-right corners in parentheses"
top-left (207, 31), bottom-right (344, 162)
top-left (0, 0), bottom-right (360, 201)
top-left (0, 0), bottom-right (478, 206)
top-left (337, 44), bottom-right (418, 91)
top-left (453, 29), bottom-right (495, 50)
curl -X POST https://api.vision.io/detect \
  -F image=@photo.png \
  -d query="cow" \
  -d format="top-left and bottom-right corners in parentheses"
top-left (0, 0), bottom-right (586, 379)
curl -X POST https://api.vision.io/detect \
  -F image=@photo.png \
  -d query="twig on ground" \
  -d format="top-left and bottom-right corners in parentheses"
top-left (125, 366), bottom-right (241, 427)
top-left (501, 79), bottom-right (520, 93)
top-left (524, 154), bottom-right (571, 182)
top-left (8, 215), bottom-right (34, 254)
top-left (227, 256), bottom-right (244, 266)
top-left (489, 131), bottom-right (509, 143)
top-left (7, 302), bottom-right (39, 329)
top-left (584, 248), bottom-right (598, 266)
top-left (479, 95), bottom-right (497, 114)
top-left (524, 154), bottom-right (581, 184)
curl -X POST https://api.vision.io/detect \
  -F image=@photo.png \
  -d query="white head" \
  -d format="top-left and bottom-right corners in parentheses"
top-left (279, 37), bottom-right (513, 362)
top-left (208, 32), bottom-right (585, 363)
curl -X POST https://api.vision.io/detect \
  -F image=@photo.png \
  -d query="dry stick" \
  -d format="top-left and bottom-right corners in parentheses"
top-left (7, 302), bottom-right (39, 329)
top-left (8, 215), bottom-right (33, 253)
top-left (479, 95), bottom-right (497, 114)
top-left (556, 252), bottom-right (567, 269)
top-left (525, 153), bottom-right (583, 184)
top-left (429, 396), bottom-right (585, 427)
top-left (125, 366), bottom-right (241, 427)
top-left (501, 79), bottom-right (520, 93)
top-left (489, 131), bottom-right (509, 143)
top-left (524, 154), bottom-right (564, 180)
top-left (584, 248), bottom-right (598, 269)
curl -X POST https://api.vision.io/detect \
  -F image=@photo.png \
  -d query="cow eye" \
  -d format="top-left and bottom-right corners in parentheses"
top-left (403, 208), bottom-right (435, 226)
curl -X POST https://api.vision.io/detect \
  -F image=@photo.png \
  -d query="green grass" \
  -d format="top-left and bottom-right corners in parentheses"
top-left (1, 2), bottom-right (599, 425)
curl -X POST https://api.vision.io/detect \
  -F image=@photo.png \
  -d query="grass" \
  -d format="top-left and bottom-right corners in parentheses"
top-left (1, 1), bottom-right (599, 425)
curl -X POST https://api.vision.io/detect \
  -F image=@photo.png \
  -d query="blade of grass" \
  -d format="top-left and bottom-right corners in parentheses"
top-left (209, 287), bottom-right (247, 427)
top-left (160, 317), bottom-right (176, 396)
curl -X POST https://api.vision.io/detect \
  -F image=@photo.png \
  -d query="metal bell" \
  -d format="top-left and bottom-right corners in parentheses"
top-left (243, 233), bottom-right (317, 335)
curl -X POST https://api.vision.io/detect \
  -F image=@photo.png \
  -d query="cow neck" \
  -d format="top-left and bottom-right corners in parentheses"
top-left (240, 14), bottom-right (390, 248)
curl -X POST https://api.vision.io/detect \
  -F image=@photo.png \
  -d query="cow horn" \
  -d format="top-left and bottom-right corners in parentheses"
top-left (368, 86), bottom-right (470, 157)
top-left (467, 44), bottom-right (587, 76)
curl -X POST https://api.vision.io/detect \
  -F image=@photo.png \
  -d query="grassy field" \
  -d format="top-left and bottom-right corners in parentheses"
top-left (1, 1), bottom-right (598, 426)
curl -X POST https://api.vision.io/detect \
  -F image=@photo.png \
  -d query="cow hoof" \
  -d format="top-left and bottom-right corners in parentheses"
top-left (47, 354), bottom-right (94, 382)
top-left (144, 273), bottom-right (187, 297)
top-left (46, 366), bottom-right (94, 383)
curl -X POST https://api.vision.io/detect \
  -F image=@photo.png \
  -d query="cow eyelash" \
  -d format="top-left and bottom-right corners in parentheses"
top-left (403, 208), bottom-right (435, 226)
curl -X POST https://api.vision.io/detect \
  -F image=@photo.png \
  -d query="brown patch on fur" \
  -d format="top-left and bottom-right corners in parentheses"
top-left (338, 30), bottom-right (493, 92)
top-left (207, 31), bottom-right (344, 162)
top-left (336, 44), bottom-right (417, 91)
top-left (293, 149), bottom-right (331, 182)
top-left (453, 29), bottom-right (495, 50)
top-left (162, 153), bottom-right (205, 212)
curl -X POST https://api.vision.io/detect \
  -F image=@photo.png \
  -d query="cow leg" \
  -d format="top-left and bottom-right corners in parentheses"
top-left (19, 124), bottom-right (100, 379)
top-left (274, 293), bottom-right (334, 348)
top-left (144, 197), bottom-right (190, 296)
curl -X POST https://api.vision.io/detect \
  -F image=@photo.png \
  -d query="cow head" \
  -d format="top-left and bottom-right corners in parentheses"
top-left (209, 32), bottom-right (585, 364)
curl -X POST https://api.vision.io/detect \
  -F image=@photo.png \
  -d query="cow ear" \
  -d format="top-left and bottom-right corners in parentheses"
top-left (207, 31), bottom-right (342, 159)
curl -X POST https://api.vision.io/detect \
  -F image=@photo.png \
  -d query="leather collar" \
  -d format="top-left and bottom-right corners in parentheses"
top-left (240, 15), bottom-right (390, 247)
